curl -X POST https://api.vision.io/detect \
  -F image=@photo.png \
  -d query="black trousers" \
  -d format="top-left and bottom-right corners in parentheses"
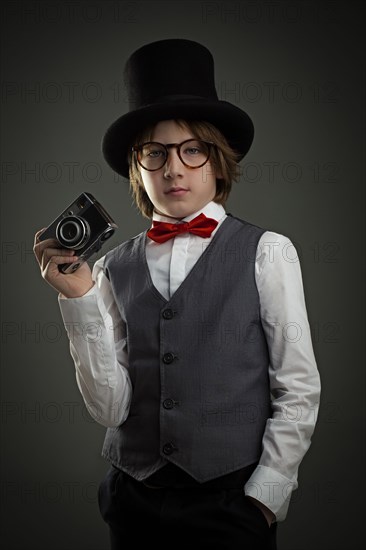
top-left (98, 466), bottom-right (278, 550)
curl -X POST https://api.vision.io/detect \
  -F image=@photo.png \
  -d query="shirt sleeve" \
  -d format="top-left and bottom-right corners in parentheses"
top-left (58, 256), bottom-right (132, 427)
top-left (244, 231), bottom-right (321, 522)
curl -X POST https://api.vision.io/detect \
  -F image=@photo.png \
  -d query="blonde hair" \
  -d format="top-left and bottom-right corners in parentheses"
top-left (128, 119), bottom-right (241, 219)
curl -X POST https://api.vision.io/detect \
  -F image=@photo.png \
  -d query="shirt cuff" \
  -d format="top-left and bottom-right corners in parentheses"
top-left (244, 465), bottom-right (297, 522)
top-left (58, 283), bottom-right (97, 302)
top-left (58, 286), bottom-right (109, 342)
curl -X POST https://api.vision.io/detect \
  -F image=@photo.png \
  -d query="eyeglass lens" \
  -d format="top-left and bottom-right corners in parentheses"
top-left (137, 140), bottom-right (210, 170)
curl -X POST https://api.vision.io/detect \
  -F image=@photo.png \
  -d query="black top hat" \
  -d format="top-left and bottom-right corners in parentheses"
top-left (102, 39), bottom-right (254, 178)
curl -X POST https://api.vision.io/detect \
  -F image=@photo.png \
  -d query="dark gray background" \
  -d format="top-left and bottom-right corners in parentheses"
top-left (1, 1), bottom-right (364, 549)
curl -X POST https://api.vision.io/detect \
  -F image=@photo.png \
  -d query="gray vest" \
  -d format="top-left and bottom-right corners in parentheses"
top-left (102, 214), bottom-right (272, 482)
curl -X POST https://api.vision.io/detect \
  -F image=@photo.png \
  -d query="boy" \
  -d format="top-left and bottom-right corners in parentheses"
top-left (33, 39), bottom-right (321, 550)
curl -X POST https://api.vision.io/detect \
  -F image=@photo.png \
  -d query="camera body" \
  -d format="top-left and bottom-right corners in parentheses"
top-left (39, 192), bottom-right (118, 274)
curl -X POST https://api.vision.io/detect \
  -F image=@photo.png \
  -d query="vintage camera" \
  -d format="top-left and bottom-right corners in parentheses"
top-left (39, 192), bottom-right (118, 274)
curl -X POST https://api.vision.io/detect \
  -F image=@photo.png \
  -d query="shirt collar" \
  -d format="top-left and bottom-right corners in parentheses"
top-left (151, 201), bottom-right (226, 224)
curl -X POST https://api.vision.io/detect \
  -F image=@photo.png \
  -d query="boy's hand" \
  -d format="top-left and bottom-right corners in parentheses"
top-left (246, 496), bottom-right (276, 527)
top-left (33, 228), bottom-right (94, 299)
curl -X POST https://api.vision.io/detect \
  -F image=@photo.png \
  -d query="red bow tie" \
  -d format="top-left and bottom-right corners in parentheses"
top-left (147, 213), bottom-right (219, 244)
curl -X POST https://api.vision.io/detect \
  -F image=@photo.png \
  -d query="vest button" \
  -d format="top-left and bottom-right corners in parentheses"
top-left (162, 442), bottom-right (176, 455)
top-left (163, 398), bottom-right (174, 410)
top-left (162, 309), bottom-right (174, 320)
top-left (162, 352), bottom-right (175, 364)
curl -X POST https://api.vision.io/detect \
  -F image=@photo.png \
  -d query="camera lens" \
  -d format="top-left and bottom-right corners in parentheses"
top-left (56, 216), bottom-right (90, 249)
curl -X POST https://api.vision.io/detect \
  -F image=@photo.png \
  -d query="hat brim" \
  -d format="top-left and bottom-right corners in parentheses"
top-left (102, 99), bottom-right (254, 178)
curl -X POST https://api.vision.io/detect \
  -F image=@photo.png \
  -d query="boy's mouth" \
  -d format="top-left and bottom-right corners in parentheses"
top-left (165, 187), bottom-right (189, 196)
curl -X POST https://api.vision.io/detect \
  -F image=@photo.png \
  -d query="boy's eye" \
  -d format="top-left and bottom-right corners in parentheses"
top-left (147, 150), bottom-right (164, 158)
top-left (184, 146), bottom-right (200, 155)
top-left (141, 144), bottom-right (165, 158)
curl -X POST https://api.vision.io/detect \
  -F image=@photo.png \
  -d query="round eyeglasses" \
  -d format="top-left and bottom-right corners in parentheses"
top-left (132, 139), bottom-right (215, 171)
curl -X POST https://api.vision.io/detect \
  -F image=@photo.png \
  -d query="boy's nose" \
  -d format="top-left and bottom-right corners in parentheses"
top-left (163, 148), bottom-right (184, 178)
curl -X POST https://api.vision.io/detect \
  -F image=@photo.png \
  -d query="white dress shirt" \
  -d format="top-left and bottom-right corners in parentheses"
top-left (58, 201), bottom-right (320, 522)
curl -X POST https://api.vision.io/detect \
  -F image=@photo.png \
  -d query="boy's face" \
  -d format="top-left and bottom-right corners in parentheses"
top-left (139, 120), bottom-right (219, 219)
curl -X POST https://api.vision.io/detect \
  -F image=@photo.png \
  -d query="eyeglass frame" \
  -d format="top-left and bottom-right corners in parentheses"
top-left (131, 139), bottom-right (216, 171)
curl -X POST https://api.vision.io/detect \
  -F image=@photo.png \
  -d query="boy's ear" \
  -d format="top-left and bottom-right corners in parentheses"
top-left (212, 159), bottom-right (223, 179)
top-left (202, 163), bottom-right (223, 181)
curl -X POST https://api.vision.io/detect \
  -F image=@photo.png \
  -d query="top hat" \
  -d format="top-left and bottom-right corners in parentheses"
top-left (102, 39), bottom-right (254, 178)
